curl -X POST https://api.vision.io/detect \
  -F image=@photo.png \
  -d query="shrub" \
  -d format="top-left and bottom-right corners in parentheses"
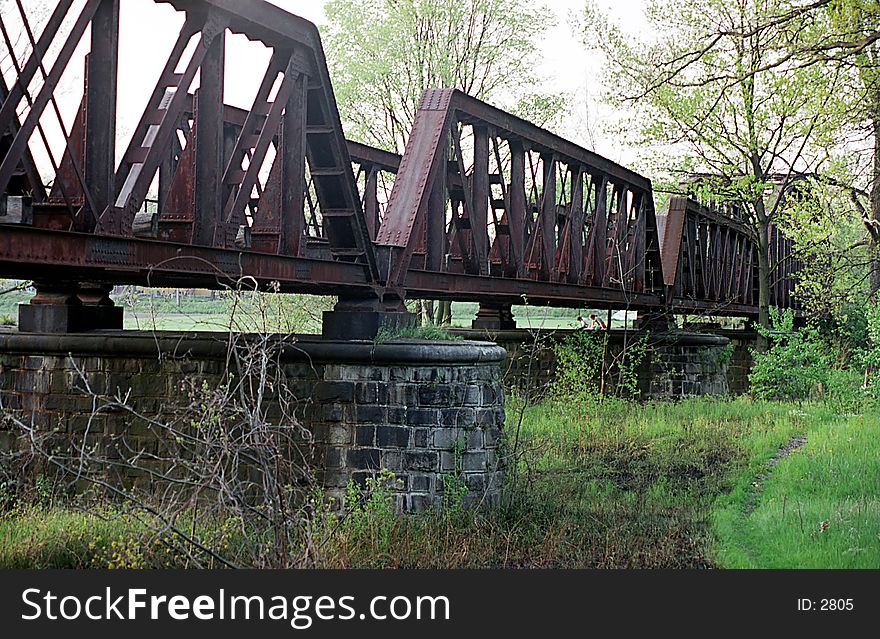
top-left (550, 329), bottom-right (647, 401)
top-left (551, 329), bottom-right (607, 399)
top-left (748, 309), bottom-right (828, 401)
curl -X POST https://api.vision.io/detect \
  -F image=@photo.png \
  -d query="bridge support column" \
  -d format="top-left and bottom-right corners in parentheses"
top-left (0, 332), bottom-right (508, 512)
top-left (322, 297), bottom-right (415, 340)
top-left (18, 282), bottom-right (123, 333)
top-left (634, 311), bottom-right (673, 332)
top-left (471, 303), bottom-right (516, 330)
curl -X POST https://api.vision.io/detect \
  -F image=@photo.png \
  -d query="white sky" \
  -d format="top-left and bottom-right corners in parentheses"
top-left (1, 0), bottom-right (650, 177)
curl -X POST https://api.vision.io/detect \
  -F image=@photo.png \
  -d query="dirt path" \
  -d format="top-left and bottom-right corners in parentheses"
top-left (744, 433), bottom-right (807, 515)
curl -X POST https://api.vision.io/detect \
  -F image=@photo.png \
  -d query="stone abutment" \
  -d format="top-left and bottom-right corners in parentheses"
top-left (0, 331), bottom-right (507, 513)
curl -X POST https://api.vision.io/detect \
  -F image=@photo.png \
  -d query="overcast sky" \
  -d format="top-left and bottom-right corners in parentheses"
top-left (2, 0), bottom-right (650, 175)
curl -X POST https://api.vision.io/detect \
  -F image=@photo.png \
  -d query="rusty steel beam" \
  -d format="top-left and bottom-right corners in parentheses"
top-left (659, 196), bottom-right (801, 316)
top-left (0, 0), bottom-right (805, 331)
top-left (376, 88), bottom-right (665, 310)
top-left (0, 226), bottom-right (374, 296)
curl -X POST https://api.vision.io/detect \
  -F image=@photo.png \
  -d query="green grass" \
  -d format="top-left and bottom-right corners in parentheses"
top-left (500, 397), bottom-right (806, 567)
top-left (711, 409), bottom-right (880, 568)
top-left (0, 506), bottom-right (144, 568)
top-left (2, 398), bottom-right (877, 568)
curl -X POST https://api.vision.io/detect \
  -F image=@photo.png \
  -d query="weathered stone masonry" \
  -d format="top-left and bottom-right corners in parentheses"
top-left (452, 328), bottom-right (756, 399)
top-left (0, 331), bottom-right (507, 512)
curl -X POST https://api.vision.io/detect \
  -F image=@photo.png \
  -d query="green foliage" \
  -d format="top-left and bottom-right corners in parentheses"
top-left (585, 0), bottom-right (853, 329)
top-left (551, 330), bottom-right (607, 399)
top-left (852, 301), bottom-right (880, 400)
top-left (324, 0), bottom-right (564, 153)
top-left (779, 179), bottom-right (872, 323)
top-left (551, 330), bottom-right (648, 400)
top-left (718, 342), bottom-right (734, 366)
top-left (374, 323), bottom-right (461, 342)
top-left (748, 308), bottom-right (867, 411)
top-left (748, 309), bottom-right (829, 401)
top-left (616, 333), bottom-right (649, 398)
top-left (341, 470), bottom-right (399, 555)
top-left (585, 0), bottom-right (846, 186)
top-left (441, 437), bottom-right (468, 515)
top-left (0, 279), bottom-right (30, 316)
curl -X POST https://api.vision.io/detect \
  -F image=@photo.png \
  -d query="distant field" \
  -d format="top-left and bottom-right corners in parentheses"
top-left (2, 281), bottom-right (636, 332)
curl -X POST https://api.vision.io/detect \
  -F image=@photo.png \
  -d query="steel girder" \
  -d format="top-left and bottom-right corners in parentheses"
top-left (658, 197), bottom-right (803, 316)
top-left (0, 0), bottom-right (802, 321)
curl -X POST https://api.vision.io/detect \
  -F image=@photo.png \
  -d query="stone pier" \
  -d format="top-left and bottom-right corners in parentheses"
top-left (451, 327), bottom-right (757, 399)
top-left (0, 330), bottom-right (507, 512)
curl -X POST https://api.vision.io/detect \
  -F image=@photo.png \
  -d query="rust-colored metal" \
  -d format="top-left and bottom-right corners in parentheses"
top-left (0, 0), bottom-right (802, 332)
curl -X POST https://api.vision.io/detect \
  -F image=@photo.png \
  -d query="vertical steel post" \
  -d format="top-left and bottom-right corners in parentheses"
top-left (193, 26), bottom-right (225, 246)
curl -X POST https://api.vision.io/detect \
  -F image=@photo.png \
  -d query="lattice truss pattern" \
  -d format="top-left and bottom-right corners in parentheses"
top-left (0, 0), bottom-right (801, 318)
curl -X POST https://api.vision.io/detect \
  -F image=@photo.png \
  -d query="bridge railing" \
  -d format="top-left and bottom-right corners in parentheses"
top-left (659, 196), bottom-right (802, 316)
top-left (376, 88), bottom-right (666, 309)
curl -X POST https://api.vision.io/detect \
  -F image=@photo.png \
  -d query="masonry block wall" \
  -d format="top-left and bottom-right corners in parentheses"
top-left (452, 328), bottom-right (753, 399)
top-left (0, 332), bottom-right (507, 513)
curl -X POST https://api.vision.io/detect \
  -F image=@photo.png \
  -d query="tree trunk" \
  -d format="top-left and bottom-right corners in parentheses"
top-left (422, 300), bottom-right (435, 325)
top-left (870, 114), bottom-right (880, 299)
top-left (756, 219), bottom-right (771, 351)
top-left (435, 300), bottom-right (452, 325)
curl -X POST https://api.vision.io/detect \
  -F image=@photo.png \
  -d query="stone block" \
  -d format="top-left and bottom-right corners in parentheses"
top-left (324, 447), bottom-right (344, 469)
top-left (354, 382), bottom-right (378, 404)
top-left (454, 385), bottom-right (482, 405)
top-left (409, 473), bottom-right (432, 493)
top-left (483, 426), bottom-right (503, 447)
top-left (386, 406), bottom-right (406, 424)
top-left (439, 451), bottom-right (456, 472)
top-left (418, 384), bottom-right (452, 406)
top-left (355, 405), bottom-right (385, 423)
top-left (341, 365), bottom-right (389, 382)
top-left (387, 384), bottom-right (417, 406)
top-left (380, 451), bottom-right (403, 472)
top-left (403, 450), bottom-right (439, 472)
top-left (355, 425), bottom-right (375, 446)
top-left (407, 494), bottom-right (439, 512)
top-left (481, 383), bottom-right (502, 404)
top-left (465, 473), bottom-right (485, 491)
top-left (412, 428), bottom-right (429, 448)
top-left (347, 447), bottom-right (380, 470)
top-left (375, 425), bottom-right (410, 448)
top-left (441, 407), bottom-right (475, 427)
top-left (389, 367), bottom-right (411, 382)
top-left (324, 424), bottom-right (351, 445)
top-left (322, 404), bottom-right (345, 422)
top-left (313, 381), bottom-right (354, 403)
top-left (406, 408), bottom-right (439, 427)
top-left (461, 451), bottom-right (487, 472)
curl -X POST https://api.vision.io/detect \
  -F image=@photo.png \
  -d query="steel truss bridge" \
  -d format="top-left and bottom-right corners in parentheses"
top-left (0, 0), bottom-right (801, 337)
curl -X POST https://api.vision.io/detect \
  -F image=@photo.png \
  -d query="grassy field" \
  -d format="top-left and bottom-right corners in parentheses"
top-left (2, 281), bottom-right (627, 332)
top-left (711, 408), bottom-right (880, 568)
top-left (2, 397), bottom-right (876, 568)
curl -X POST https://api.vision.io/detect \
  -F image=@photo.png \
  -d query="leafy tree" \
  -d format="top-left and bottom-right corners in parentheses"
top-left (324, 0), bottom-right (563, 154)
top-left (822, 1), bottom-right (880, 295)
top-left (583, 0), bottom-right (849, 337)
